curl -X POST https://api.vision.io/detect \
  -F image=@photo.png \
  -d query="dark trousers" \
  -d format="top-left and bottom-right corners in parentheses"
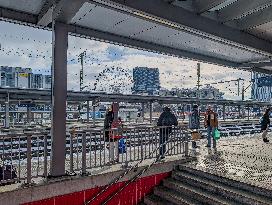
top-left (159, 128), bottom-right (171, 156)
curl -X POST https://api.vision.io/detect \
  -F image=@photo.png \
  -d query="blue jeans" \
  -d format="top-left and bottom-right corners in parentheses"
top-left (207, 126), bottom-right (216, 148)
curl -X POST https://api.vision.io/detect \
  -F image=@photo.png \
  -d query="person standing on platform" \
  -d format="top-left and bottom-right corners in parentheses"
top-left (157, 107), bottom-right (178, 159)
top-left (204, 105), bottom-right (218, 148)
top-left (261, 108), bottom-right (270, 143)
top-left (104, 106), bottom-right (114, 143)
top-left (189, 104), bottom-right (200, 149)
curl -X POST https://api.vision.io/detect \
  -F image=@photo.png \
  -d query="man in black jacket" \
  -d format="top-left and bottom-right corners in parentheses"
top-left (261, 108), bottom-right (270, 143)
top-left (104, 107), bottom-right (114, 142)
top-left (157, 107), bottom-right (178, 159)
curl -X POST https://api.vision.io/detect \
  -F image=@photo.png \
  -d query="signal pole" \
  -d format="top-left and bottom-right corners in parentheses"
top-left (197, 63), bottom-right (200, 99)
top-left (78, 51), bottom-right (86, 121)
top-left (78, 51), bottom-right (86, 91)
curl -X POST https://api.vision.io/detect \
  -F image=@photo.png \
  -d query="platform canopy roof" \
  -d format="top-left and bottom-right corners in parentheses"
top-left (1, 0), bottom-right (272, 73)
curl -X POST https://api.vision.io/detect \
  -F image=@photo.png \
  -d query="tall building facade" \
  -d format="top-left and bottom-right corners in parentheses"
top-left (251, 72), bottom-right (272, 102)
top-left (132, 67), bottom-right (160, 95)
top-left (1, 66), bottom-right (32, 88)
top-left (0, 66), bottom-right (51, 89)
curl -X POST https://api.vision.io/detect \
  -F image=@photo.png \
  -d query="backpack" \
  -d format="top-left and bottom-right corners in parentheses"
top-left (162, 114), bottom-right (176, 126)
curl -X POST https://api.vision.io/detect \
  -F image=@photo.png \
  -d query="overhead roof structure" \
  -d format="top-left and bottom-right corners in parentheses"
top-left (0, 0), bottom-right (272, 73)
top-left (0, 88), bottom-right (269, 107)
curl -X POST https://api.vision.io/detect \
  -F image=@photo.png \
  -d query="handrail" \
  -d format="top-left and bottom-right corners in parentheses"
top-left (84, 126), bottom-right (189, 205)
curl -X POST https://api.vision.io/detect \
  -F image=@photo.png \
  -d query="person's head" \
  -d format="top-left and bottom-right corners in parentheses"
top-left (265, 108), bottom-right (271, 115)
top-left (163, 106), bottom-right (171, 112)
top-left (193, 104), bottom-right (198, 110)
top-left (207, 105), bottom-right (212, 112)
top-left (118, 117), bottom-right (122, 121)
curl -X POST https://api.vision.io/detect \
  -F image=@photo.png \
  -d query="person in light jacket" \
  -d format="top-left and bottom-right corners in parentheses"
top-left (204, 105), bottom-right (218, 148)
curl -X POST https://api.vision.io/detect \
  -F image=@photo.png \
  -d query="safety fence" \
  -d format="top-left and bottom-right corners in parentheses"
top-left (0, 126), bottom-right (188, 186)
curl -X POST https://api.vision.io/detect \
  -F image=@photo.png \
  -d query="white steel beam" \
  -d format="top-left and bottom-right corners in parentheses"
top-left (218, 0), bottom-right (272, 22)
top-left (93, 0), bottom-right (272, 55)
top-left (236, 6), bottom-right (272, 30)
top-left (240, 61), bottom-right (272, 68)
top-left (67, 23), bottom-right (240, 68)
top-left (37, 0), bottom-right (54, 26)
top-left (38, 0), bottom-right (85, 26)
top-left (193, 0), bottom-right (227, 14)
top-left (0, 6), bottom-right (37, 25)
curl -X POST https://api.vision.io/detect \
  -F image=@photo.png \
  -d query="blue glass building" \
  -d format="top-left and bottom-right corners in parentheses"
top-left (132, 67), bottom-right (160, 95)
top-left (251, 72), bottom-right (272, 102)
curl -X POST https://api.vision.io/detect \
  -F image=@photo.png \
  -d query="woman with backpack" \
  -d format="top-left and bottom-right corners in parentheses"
top-left (261, 108), bottom-right (270, 143)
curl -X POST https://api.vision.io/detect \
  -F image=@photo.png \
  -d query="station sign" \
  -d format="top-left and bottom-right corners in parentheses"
top-left (18, 73), bottom-right (29, 77)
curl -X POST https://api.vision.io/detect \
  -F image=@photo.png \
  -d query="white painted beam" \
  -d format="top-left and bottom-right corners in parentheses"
top-left (218, 0), bottom-right (272, 22)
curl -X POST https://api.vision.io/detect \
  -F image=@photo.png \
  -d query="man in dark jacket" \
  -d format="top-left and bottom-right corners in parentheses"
top-left (104, 107), bottom-right (114, 142)
top-left (157, 107), bottom-right (178, 159)
top-left (189, 104), bottom-right (200, 148)
top-left (261, 108), bottom-right (270, 143)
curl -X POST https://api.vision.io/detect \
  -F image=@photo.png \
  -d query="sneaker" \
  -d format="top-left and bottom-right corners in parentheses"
top-left (205, 144), bottom-right (211, 148)
top-left (263, 138), bottom-right (270, 143)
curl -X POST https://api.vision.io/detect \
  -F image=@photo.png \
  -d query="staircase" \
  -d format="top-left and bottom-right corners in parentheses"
top-left (143, 164), bottom-right (272, 205)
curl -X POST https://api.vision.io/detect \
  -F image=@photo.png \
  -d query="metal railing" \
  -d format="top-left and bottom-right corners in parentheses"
top-left (84, 126), bottom-right (189, 205)
top-left (0, 125), bottom-right (188, 186)
top-left (0, 131), bottom-right (50, 185)
top-left (68, 126), bottom-right (188, 174)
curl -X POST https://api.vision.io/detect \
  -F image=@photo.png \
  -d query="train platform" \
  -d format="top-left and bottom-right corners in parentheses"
top-left (190, 133), bottom-right (272, 190)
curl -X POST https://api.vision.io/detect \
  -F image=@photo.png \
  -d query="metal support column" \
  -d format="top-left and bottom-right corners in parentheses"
top-left (141, 102), bottom-right (144, 120)
top-left (87, 101), bottom-right (90, 123)
top-left (247, 105), bottom-right (250, 121)
top-left (149, 102), bottom-right (152, 124)
top-left (27, 106), bottom-right (31, 123)
top-left (50, 22), bottom-right (68, 177)
top-left (92, 105), bottom-right (96, 126)
top-left (238, 105), bottom-right (241, 119)
top-left (223, 104), bottom-right (225, 121)
top-left (5, 100), bottom-right (9, 128)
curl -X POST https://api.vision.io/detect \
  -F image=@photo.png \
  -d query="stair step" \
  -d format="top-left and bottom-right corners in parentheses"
top-left (144, 194), bottom-right (175, 205)
top-left (154, 186), bottom-right (201, 205)
top-left (179, 164), bottom-right (272, 200)
top-left (163, 178), bottom-right (240, 205)
top-left (173, 170), bottom-right (272, 205)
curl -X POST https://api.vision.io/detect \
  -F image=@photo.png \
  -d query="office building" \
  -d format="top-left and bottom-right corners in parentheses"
top-left (0, 66), bottom-right (51, 89)
top-left (132, 67), bottom-right (160, 95)
top-left (0, 66), bottom-right (32, 88)
top-left (251, 72), bottom-right (272, 102)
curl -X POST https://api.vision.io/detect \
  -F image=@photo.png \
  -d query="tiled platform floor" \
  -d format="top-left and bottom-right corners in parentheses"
top-left (189, 133), bottom-right (272, 190)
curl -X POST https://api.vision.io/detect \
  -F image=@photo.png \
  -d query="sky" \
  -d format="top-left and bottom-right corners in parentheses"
top-left (0, 21), bottom-right (252, 100)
